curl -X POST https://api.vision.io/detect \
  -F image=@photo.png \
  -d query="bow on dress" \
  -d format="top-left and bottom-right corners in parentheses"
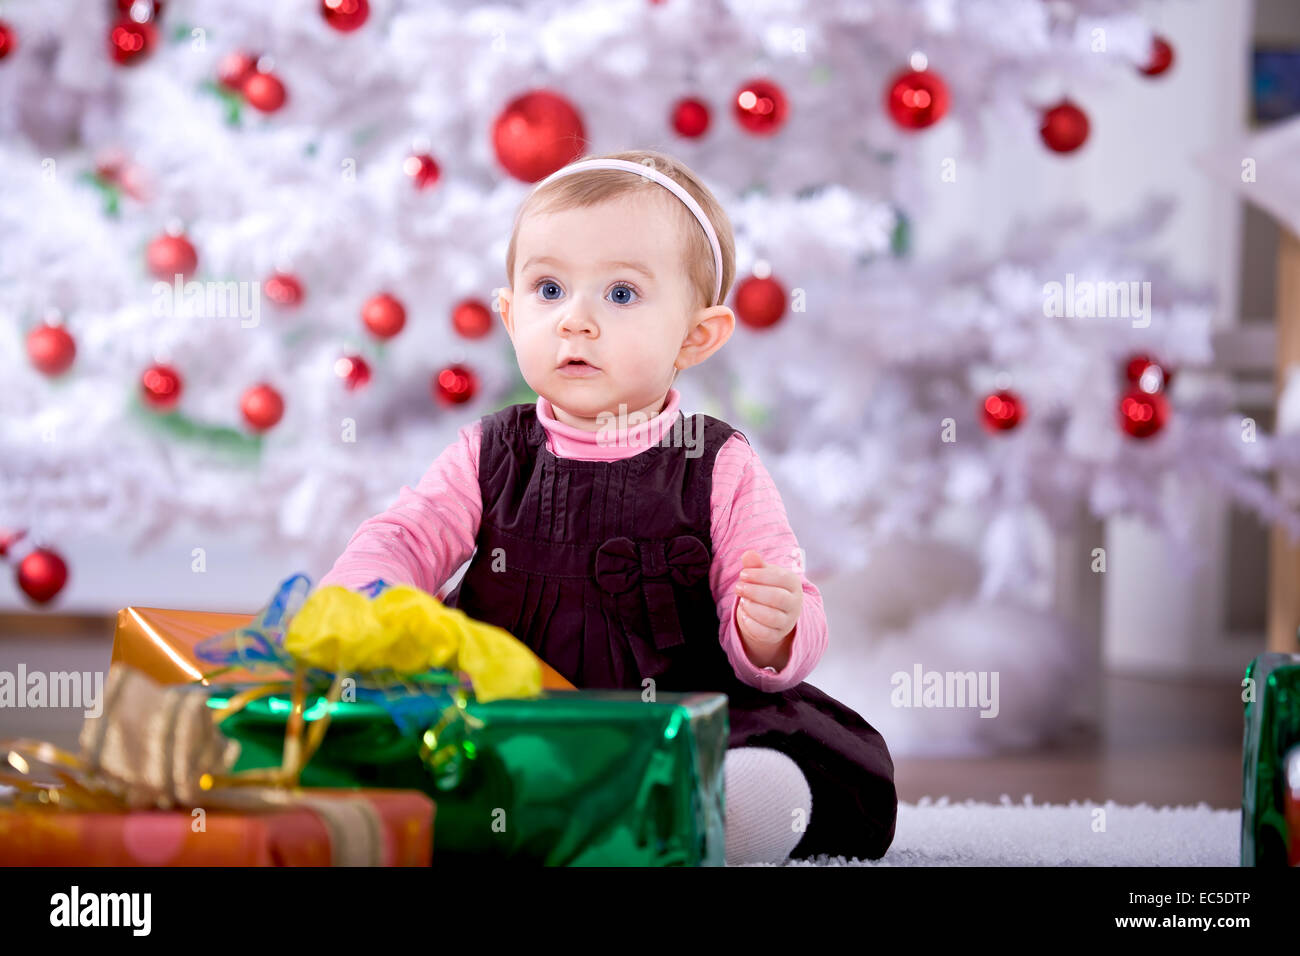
top-left (593, 535), bottom-right (711, 660)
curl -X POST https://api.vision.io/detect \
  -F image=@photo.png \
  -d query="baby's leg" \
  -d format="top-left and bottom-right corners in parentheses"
top-left (723, 746), bottom-right (812, 865)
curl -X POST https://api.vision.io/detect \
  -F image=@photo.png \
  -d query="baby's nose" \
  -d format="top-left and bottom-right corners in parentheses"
top-left (558, 303), bottom-right (597, 335)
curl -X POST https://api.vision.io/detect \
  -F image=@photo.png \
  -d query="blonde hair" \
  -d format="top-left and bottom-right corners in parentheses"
top-left (505, 149), bottom-right (736, 313)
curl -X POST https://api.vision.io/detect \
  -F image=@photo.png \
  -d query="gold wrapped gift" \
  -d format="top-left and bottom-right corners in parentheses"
top-left (110, 605), bottom-right (576, 691)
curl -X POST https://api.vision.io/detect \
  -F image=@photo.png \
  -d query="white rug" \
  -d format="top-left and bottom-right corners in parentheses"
top-left (748, 796), bottom-right (1241, 866)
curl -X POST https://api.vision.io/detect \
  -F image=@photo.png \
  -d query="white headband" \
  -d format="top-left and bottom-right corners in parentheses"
top-left (533, 158), bottom-right (724, 307)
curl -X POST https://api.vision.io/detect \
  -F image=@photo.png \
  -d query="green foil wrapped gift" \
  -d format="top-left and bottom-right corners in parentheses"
top-left (205, 685), bottom-right (728, 867)
top-left (1240, 652), bottom-right (1300, 866)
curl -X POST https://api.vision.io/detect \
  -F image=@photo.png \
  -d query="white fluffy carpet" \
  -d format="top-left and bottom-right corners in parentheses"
top-left (743, 796), bottom-right (1240, 866)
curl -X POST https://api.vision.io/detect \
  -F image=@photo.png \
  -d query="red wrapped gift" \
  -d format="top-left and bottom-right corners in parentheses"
top-left (0, 788), bottom-right (433, 866)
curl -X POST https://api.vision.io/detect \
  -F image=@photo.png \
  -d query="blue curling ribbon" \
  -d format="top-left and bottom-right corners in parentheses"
top-left (195, 573), bottom-right (464, 736)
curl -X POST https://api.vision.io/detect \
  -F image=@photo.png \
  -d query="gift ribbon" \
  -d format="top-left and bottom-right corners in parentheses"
top-left (1, 663), bottom-right (461, 807)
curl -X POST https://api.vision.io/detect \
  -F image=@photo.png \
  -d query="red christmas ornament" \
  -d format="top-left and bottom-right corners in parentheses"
top-left (885, 69), bottom-right (949, 130)
top-left (434, 364), bottom-right (478, 405)
top-left (1040, 100), bottom-right (1089, 153)
top-left (1124, 354), bottom-right (1174, 393)
top-left (264, 271), bottom-right (304, 308)
top-left (241, 383), bottom-right (284, 431)
top-left (243, 69), bottom-right (288, 113)
top-left (362, 292), bottom-right (406, 339)
top-left (147, 232), bottom-right (198, 280)
top-left (334, 353), bottom-right (371, 391)
top-left (321, 0), bottom-right (369, 31)
top-left (217, 51), bottom-right (257, 91)
top-left (734, 79), bottom-right (788, 136)
top-left (141, 363), bottom-right (183, 410)
top-left (672, 97), bottom-right (711, 138)
top-left (109, 18), bottom-right (156, 66)
top-left (452, 299), bottom-right (493, 339)
top-left (95, 149), bottom-right (150, 201)
top-left (1119, 388), bottom-right (1168, 439)
top-left (403, 152), bottom-right (441, 190)
top-left (0, 20), bottom-right (16, 61)
top-left (17, 547), bottom-right (68, 604)
top-left (0, 528), bottom-right (26, 559)
top-left (116, 0), bottom-right (165, 17)
top-left (1139, 35), bottom-right (1175, 77)
top-left (981, 390), bottom-right (1024, 432)
top-left (733, 275), bottom-right (786, 329)
top-left (492, 90), bottom-right (587, 182)
top-left (27, 324), bottom-right (77, 377)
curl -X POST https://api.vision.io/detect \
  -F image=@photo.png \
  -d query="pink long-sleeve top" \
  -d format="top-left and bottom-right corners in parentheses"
top-left (318, 388), bottom-right (827, 693)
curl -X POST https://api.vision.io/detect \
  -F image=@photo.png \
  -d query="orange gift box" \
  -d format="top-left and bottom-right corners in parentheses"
top-left (111, 605), bottom-right (576, 690)
top-left (0, 789), bottom-right (434, 866)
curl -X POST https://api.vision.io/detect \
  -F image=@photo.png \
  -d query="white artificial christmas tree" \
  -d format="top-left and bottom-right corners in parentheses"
top-left (3, 0), bottom-right (1297, 734)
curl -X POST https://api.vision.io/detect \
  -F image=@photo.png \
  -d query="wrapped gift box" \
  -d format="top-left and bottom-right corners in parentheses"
top-left (0, 788), bottom-right (434, 866)
top-left (207, 686), bottom-right (727, 867)
top-left (110, 604), bottom-right (576, 690)
top-left (1241, 652), bottom-right (1300, 866)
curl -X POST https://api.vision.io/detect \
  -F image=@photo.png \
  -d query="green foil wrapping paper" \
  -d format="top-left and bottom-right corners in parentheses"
top-left (203, 686), bottom-right (728, 867)
top-left (1241, 652), bottom-right (1300, 866)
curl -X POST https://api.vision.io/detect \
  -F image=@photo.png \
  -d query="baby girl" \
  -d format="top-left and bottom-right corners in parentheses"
top-left (320, 149), bottom-right (897, 865)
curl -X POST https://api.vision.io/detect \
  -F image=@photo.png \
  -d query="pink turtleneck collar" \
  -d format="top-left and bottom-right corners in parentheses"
top-left (535, 389), bottom-right (682, 461)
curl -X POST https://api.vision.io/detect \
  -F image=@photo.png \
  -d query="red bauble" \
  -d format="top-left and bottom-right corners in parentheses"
top-left (1119, 388), bottom-right (1168, 439)
top-left (1040, 100), bottom-right (1089, 153)
top-left (243, 70), bottom-right (287, 113)
top-left (885, 69), bottom-right (949, 130)
top-left (1139, 35), bottom-right (1175, 77)
top-left (17, 548), bottom-right (68, 604)
top-left (27, 324), bottom-right (77, 377)
top-left (434, 364), bottom-right (478, 405)
top-left (362, 292), bottom-right (406, 339)
top-left (1124, 354), bottom-right (1174, 393)
top-left (981, 390), bottom-right (1024, 431)
top-left (452, 299), bottom-right (493, 339)
top-left (403, 152), bottom-right (441, 190)
top-left (0, 528), bottom-right (26, 558)
top-left (734, 275), bottom-right (786, 329)
top-left (334, 354), bottom-right (371, 391)
top-left (321, 0), bottom-right (369, 31)
top-left (95, 149), bottom-right (150, 201)
top-left (492, 90), bottom-right (587, 182)
top-left (264, 271), bottom-right (304, 308)
top-left (109, 18), bottom-right (155, 66)
top-left (0, 20), bottom-right (16, 61)
top-left (117, 0), bottom-right (165, 18)
top-left (147, 232), bottom-right (198, 280)
top-left (141, 363), bottom-right (183, 409)
top-left (218, 51), bottom-right (257, 91)
top-left (734, 79), bottom-right (788, 136)
top-left (241, 383), bottom-right (284, 431)
top-left (672, 97), bottom-right (711, 138)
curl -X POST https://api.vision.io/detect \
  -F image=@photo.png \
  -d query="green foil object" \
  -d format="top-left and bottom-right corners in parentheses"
top-left (204, 686), bottom-right (728, 867)
top-left (1240, 652), bottom-right (1300, 866)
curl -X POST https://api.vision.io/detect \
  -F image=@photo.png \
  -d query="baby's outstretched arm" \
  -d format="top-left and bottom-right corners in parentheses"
top-left (709, 435), bottom-right (829, 693)
top-left (318, 421), bottom-right (484, 596)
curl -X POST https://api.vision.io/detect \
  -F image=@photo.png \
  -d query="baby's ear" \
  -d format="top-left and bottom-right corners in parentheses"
top-left (497, 286), bottom-right (514, 338)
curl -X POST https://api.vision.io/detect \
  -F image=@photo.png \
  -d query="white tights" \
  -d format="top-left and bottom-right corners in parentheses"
top-left (723, 746), bottom-right (813, 865)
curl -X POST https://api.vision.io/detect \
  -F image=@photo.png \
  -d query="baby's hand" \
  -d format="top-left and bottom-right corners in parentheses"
top-left (734, 550), bottom-right (803, 650)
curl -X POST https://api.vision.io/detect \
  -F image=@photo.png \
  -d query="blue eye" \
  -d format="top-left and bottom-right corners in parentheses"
top-left (535, 279), bottom-right (563, 301)
top-left (608, 283), bottom-right (638, 305)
